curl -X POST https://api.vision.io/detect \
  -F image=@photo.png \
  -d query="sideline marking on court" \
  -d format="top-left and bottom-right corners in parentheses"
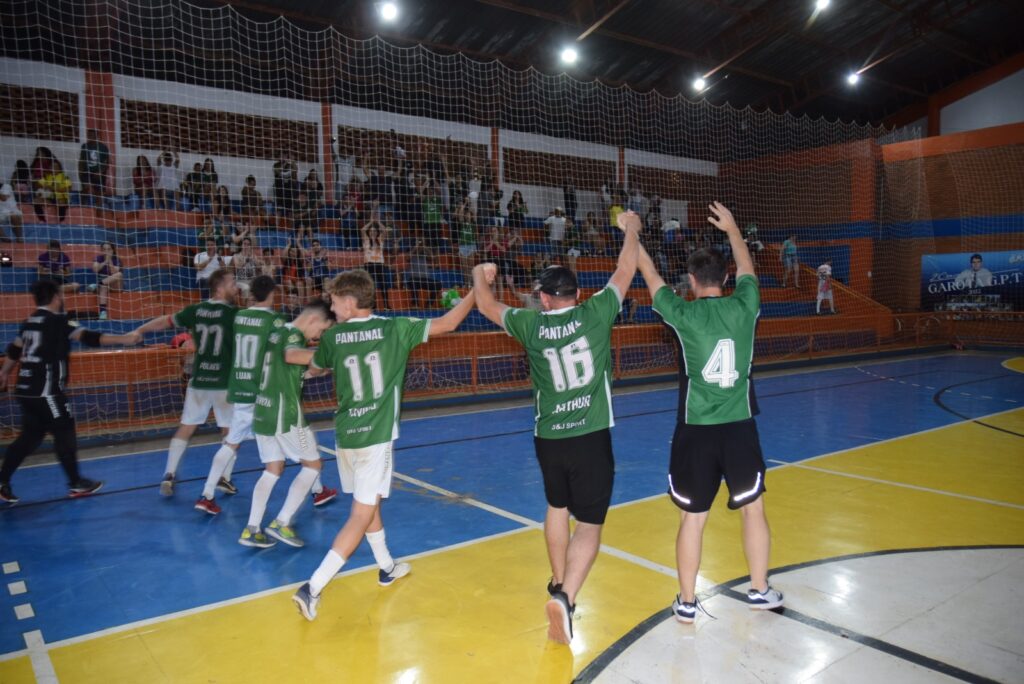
top-left (14, 604), bottom-right (34, 620)
top-left (23, 630), bottom-right (58, 684)
top-left (767, 459), bottom-right (1024, 510)
top-left (7, 581), bottom-right (26, 596)
top-left (2, 562), bottom-right (19, 574)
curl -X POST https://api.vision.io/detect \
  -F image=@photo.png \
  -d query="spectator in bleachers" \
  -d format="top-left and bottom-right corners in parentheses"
top-left (608, 192), bottom-right (625, 236)
top-left (600, 178), bottom-right (613, 213)
top-left (564, 216), bottom-right (582, 274)
top-left (361, 219), bottom-right (392, 309)
top-left (294, 191), bottom-right (317, 246)
top-left (9, 160), bottom-right (32, 205)
top-left (198, 215), bottom-right (225, 248)
top-left (583, 211), bottom-right (607, 257)
top-left (182, 162), bottom-right (205, 212)
top-left (347, 180), bottom-right (364, 221)
top-left (485, 225), bottom-right (525, 299)
top-left (240, 174), bottom-right (266, 226)
top-left (544, 206), bottom-right (567, 257)
top-left (132, 155), bottom-right (155, 207)
top-left (37, 240), bottom-right (79, 293)
top-left (232, 237), bottom-right (260, 298)
top-left (467, 167), bottom-right (482, 215)
top-left (478, 175), bottom-right (503, 228)
top-left (393, 168), bottom-right (417, 237)
top-left (273, 160), bottom-right (300, 226)
top-left (259, 247), bottom-right (280, 283)
top-left (454, 196), bottom-right (477, 285)
top-left (88, 241), bottom-right (122, 320)
top-left (306, 238), bottom-right (331, 295)
top-left (338, 192), bottom-right (359, 250)
top-left (506, 190), bottom-right (528, 230)
top-left (194, 237), bottom-right (231, 297)
top-left (30, 148), bottom-right (70, 223)
top-left (333, 131), bottom-right (355, 201)
top-left (627, 184), bottom-right (645, 215)
top-left (404, 239), bottom-right (443, 309)
top-left (212, 185), bottom-right (235, 234)
top-left (154, 151), bottom-right (181, 210)
top-left (365, 166), bottom-right (388, 218)
top-left (281, 242), bottom-right (309, 311)
top-left (563, 179), bottom-right (578, 221)
top-left (303, 168), bottom-right (324, 211)
top-left (78, 129), bottom-right (110, 207)
top-left (646, 194), bottom-right (662, 227)
top-left (228, 217), bottom-right (254, 254)
top-left (200, 158), bottom-right (218, 212)
top-left (420, 182), bottom-right (445, 249)
top-left (0, 182), bottom-right (24, 242)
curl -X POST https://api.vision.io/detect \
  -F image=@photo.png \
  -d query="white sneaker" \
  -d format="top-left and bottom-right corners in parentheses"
top-left (747, 585), bottom-right (784, 610)
top-left (378, 561), bottom-right (411, 587)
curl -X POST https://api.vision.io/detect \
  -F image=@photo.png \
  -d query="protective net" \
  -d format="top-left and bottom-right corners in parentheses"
top-left (1, 0), bottom-right (1019, 443)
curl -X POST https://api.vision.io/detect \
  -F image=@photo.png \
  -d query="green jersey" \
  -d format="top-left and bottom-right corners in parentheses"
top-left (312, 315), bottom-right (431, 449)
top-left (653, 275), bottom-right (760, 426)
top-left (253, 324), bottom-right (309, 435)
top-left (172, 300), bottom-right (237, 389)
top-left (227, 307), bottom-right (286, 404)
top-left (502, 285), bottom-right (622, 440)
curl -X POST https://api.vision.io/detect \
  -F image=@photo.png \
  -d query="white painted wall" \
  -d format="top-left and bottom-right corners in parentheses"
top-left (941, 68), bottom-right (1024, 135)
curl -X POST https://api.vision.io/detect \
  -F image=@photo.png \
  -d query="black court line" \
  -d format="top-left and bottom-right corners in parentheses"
top-left (0, 368), bottom-right (1011, 507)
top-left (932, 374), bottom-right (1024, 438)
top-left (574, 545), bottom-right (1024, 684)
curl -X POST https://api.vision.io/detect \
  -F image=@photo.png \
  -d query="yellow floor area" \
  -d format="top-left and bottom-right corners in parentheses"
top-left (13, 409), bottom-right (1024, 683)
top-left (1003, 356), bottom-right (1024, 373)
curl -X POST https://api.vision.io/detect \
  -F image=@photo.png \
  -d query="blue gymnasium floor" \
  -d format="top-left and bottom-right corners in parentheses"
top-left (0, 353), bottom-right (1022, 658)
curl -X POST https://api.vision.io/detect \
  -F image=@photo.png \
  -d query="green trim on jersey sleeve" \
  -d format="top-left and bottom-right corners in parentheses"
top-left (652, 285), bottom-right (684, 327)
top-left (502, 306), bottom-right (537, 342)
top-left (733, 274), bottom-right (760, 314)
top-left (396, 317), bottom-right (431, 352)
top-left (583, 285), bottom-right (623, 328)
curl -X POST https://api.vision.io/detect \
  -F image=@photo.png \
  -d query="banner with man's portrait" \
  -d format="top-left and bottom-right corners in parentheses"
top-left (920, 250), bottom-right (1024, 312)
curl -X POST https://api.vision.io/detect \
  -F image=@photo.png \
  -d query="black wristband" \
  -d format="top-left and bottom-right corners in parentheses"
top-left (5, 343), bottom-right (22, 360)
top-left (80, 329), bottom-right (104, 348)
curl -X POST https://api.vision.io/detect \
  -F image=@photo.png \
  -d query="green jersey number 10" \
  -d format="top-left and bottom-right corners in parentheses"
top-left (542, 337), bottom-right (595, 392)
top-left (701, 338), bottom-right (740, 389)
top-left (344, 352), bottom-right (385, 401)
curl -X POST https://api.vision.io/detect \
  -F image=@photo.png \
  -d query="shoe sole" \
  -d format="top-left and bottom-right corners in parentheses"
top-left (194, 502), bottom-right (220, 515)
top-left (238, 537), bottom-right (276, 549)
top-left (545, 599), bottom-right (572, 645)
top-left (267, 528), bottom-right (304, 548)
top-left (216, 485), bottom-right (238, 495)
top-left (312, 492), bottom-right (337, 507)
top-left (673, 612), bottom-right (696, 624)
top-left (292, 593), bottom-right (316, 621)
top-left (159, 481), bottom-right (174, 497)
top-left (69, 483), bottom-right (103, 498)
top-left (749, 599), bottom-right (784, 610)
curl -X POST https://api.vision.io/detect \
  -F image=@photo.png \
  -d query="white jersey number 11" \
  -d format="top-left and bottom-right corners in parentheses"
top-left (702, 339), bottom-right (740, 389)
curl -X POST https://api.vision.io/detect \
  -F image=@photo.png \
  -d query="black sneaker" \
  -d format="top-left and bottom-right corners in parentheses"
top-left (0, 483), bottom-right (18, 504)
top-left (544, 590), bottom-right (575, 645)
top-left (69, 479), bottom-right (103, 498)
top-left (546, 578), bottom-right (562, 597)
top-left (216, 477), bottom-right (238, 495)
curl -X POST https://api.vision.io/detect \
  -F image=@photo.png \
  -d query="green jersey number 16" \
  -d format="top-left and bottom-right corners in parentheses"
top-left (542, 337), bottom-right (595, 392)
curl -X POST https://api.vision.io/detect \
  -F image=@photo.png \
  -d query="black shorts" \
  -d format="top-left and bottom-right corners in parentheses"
top-left (534, 429), bottom-right (614, 525)
top-left (668, 419), bottom-right (766, 513)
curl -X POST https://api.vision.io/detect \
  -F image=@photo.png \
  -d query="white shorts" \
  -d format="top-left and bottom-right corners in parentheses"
top-left (225, 402), bottom-right (255, 444)
top-left (180, 387), bottom-right (233, 427)
top-left (0, 204), bottom-right (21, 221)
top-left (817, 291), bottom-right (834, 301)
top-left (336, 442), bottom-right (394, 506)
top-left (256, 425), bottom-right (321, 464)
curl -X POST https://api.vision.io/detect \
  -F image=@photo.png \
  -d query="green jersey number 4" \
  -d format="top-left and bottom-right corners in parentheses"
top-left (542, 337), bottom-right (595, 392)
top-left (344, 352), bottom-right (385, 401)
top-left (702, 338), bottom-right (740, 389)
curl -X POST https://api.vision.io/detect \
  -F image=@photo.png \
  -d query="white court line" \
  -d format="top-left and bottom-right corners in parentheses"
top-left (7, 581), bottom-right (26, 596)
top-left (767, 459), bottom-right (1024, 510)
top-left (23, 631), bottom-right (57, 684)
top-left (14, 603), bottom-right (34, 620)
top-left (2, 562), bottom-right (19, 574)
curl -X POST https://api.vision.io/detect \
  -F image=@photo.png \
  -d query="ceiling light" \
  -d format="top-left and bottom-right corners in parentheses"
top-left (560, 47), bottom-right (578, 65)
top-left (846, 72), bottom-right (860, 85)
top-left (816, 0), bottom-right (830, 10)
top-left (692, 77), bottom-right (706, 91)
top-left (379, 2), bottom-right (399, 22)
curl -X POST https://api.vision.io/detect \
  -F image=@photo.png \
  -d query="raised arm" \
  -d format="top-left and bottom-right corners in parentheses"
top-left (133, 314), bottom-right (175, 336)
top-left (608, 210), bottom-right (642, 296)
top-left (69, 327), bottom-right (142, 347)
top-left (707, 202), bottom-right (754, 279)
top-left (472, 263), bottom-right (507, 328)
top-left (637, 244), bottom-right (666, 299)
top-left (430, 288), bottom-right (477, 336)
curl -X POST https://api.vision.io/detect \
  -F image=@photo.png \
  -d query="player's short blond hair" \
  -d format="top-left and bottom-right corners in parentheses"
top-left (328, 269), bottom-right (375, 309)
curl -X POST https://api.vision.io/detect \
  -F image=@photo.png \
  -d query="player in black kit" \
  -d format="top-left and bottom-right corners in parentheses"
top-left (0, 280), bottom-right (141, 503)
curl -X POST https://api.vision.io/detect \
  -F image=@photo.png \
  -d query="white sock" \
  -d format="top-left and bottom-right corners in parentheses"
top-left (309, 550), bottom-right (345, 597)
top-left (366, 529), bottom-right (395, 572)
top-left (247, 471), bottom-right (279, 529)
top-left (276, 467), bottom-right (318, 526)
top-left (311, 474), bottom-right (323, 495)
top-left (165, 438), bottom-right (189, 476)
top-left (222, 452), bottom-right (237, 481)
top-left (201, 445), bottom-right (235, 499)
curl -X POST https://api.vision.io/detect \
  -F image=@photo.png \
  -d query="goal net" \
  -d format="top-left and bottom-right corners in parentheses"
top-left (1, 0), bottom-right (1017, 443)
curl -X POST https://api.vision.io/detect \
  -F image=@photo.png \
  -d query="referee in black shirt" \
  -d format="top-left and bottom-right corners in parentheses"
top-left (0, 280), bottom-right (140, 503)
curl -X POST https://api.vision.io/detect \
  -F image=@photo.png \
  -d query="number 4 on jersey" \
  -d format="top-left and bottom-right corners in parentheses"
top-left (702, 339), bottom-right (740, 389)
